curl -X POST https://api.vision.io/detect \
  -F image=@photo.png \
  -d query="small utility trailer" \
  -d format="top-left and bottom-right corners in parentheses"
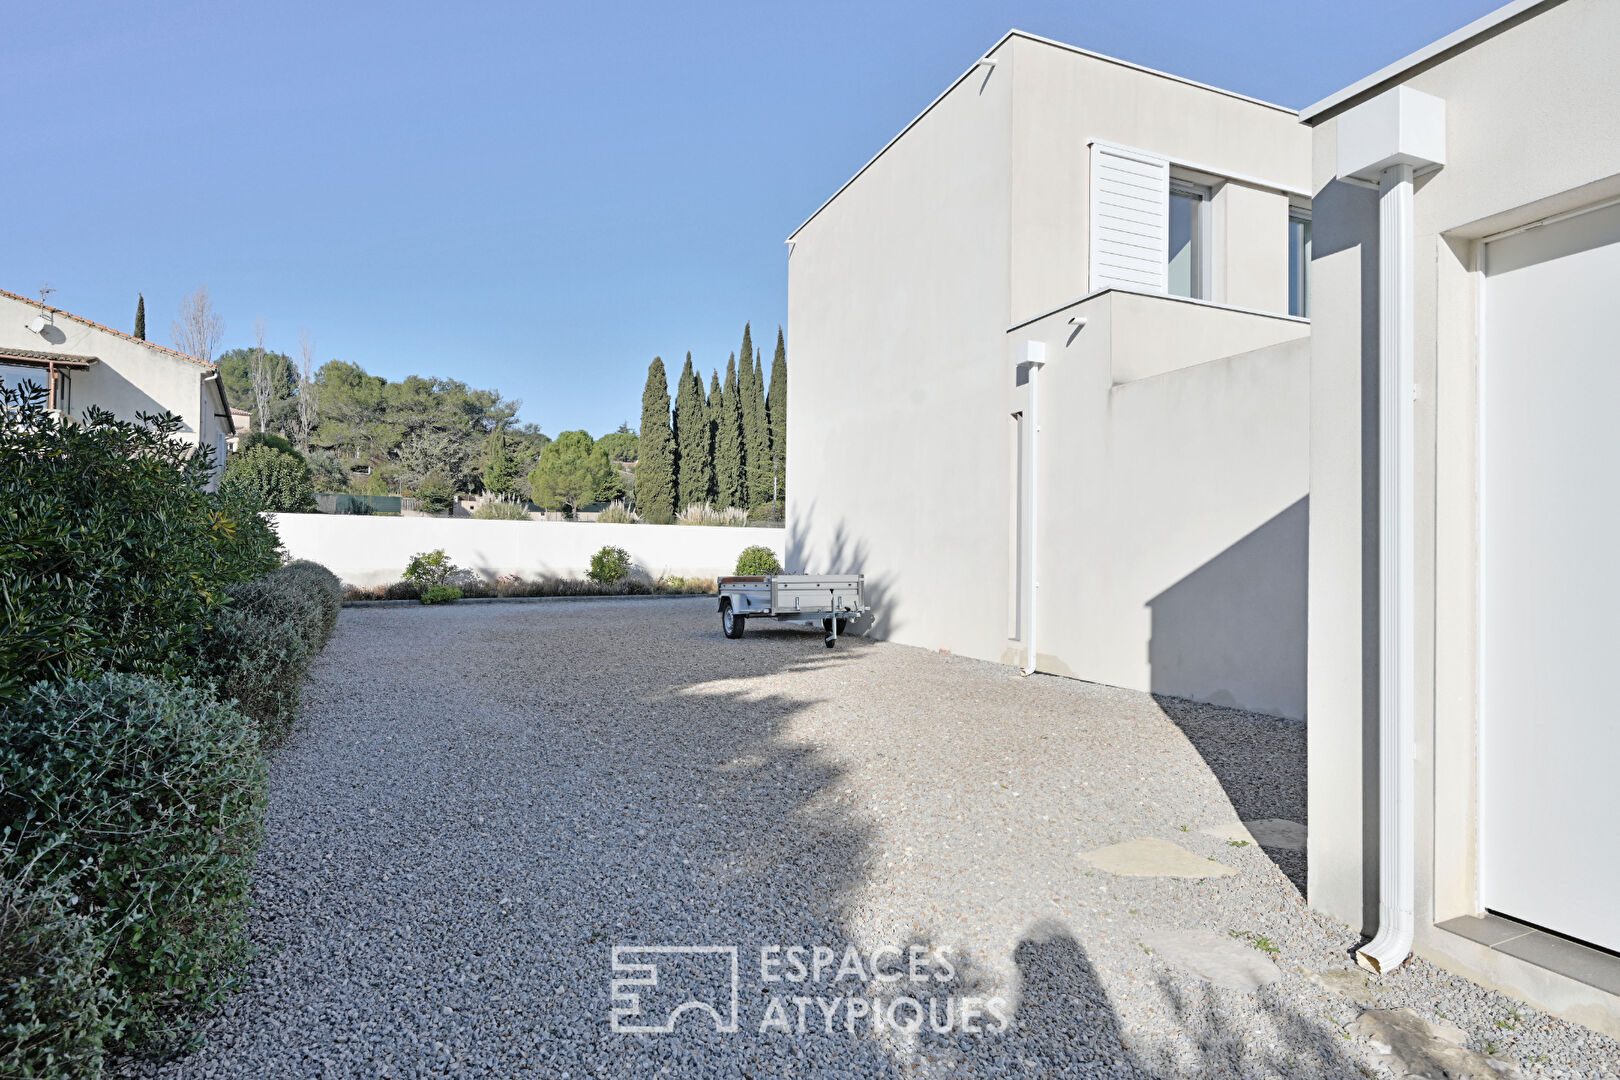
top-left (717, 574), bottom-right (867, 648)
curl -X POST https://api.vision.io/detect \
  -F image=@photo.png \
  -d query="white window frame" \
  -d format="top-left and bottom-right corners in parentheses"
top-left (1168, 177), bottom-right (1212, 300)
top-left (1288, 205), bottom-right (1313, 318)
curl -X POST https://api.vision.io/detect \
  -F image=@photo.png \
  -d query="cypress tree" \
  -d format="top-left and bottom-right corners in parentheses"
top-left (715, 354), bottom-right (745, 509)
top-left (707, 369), bottom-right (723, 504)
top-left (481, 425), bottom-right (517, 497)
top-left (134, 293), bottom-right (146, 340)
top-left (674, 352), bottom-right (711, 508)
top-left (747, 346), bottom-right (771, 507)
top-left (736, 325), bottom-right (758, 503)
top-left (637, 357), bottom-right (677, 523)
top-left (767, 327), bottom-right (787, 507)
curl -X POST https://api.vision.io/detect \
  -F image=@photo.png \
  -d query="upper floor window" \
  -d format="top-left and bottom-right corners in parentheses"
top-left (1288, 207), bottom-right (1312, 317)
top-left (1168, 180), bottom-right (1209, 299)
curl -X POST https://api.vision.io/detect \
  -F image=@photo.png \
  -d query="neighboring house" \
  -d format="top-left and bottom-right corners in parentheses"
top-left (0, 288), bottom-right (235, 485)
top-left (228, 407), bottom-right (254, 449)
top-left (1303, 0), bottom-right (1620, 1036)
top-left (786, 31), bottom-right (1313, 719)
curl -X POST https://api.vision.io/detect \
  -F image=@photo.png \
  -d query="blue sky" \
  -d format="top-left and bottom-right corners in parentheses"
top-left (6, 0), bottom-right (1500, 437)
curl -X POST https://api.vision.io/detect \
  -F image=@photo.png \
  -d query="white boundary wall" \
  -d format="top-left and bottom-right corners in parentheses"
top-left (268, 514), bottom-right (784, 587)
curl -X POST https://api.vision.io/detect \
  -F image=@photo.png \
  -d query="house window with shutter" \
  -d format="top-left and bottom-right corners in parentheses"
top-left (1089, 142), bottom-right (1170, 294)
top-left (1091, 141), bottom-right (1220, 301)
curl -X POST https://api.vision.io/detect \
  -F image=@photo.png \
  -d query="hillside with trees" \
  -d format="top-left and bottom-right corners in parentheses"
top-left (216, 321), bottom-right (785, 516)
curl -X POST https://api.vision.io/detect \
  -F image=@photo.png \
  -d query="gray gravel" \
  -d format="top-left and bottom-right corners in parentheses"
top-left (125, 599), bottom-right (1620, 1078)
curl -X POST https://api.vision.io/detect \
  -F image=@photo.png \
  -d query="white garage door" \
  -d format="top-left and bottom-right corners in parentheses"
top-left (1481, 200), bottom-right (1620, 953)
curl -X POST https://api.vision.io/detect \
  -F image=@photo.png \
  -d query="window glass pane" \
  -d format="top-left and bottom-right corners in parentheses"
top-left (1168, 191), bottom-right (1198, 298)
top-left (1288, 215), bottom-right (1313, 317)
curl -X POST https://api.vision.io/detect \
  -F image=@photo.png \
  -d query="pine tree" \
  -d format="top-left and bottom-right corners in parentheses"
top-left (747, 346), bottom-right (771, 508)
top-left (715, 354), bottom-right (745, 509)
top-left (637, 357), bottom-right (677, 523)
top-left (767, 327), bottom-right (787, 507)
top-left (133, 294), bottom-right (146, 340)
top-left (674, 352), bottom-right (711, 508)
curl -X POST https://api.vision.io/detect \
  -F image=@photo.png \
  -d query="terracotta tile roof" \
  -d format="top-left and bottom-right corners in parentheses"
top-left (0, 287), bottom-right (215, 369)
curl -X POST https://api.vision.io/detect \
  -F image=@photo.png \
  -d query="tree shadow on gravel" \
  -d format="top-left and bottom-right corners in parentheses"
top-left (1153, 694), bottom-right (1308, 896)
top-left (127, 598), bottom-right (909, 1079)
top-left (962, 924), bottom-right (1365, 1079)
top-left (141, 598), bottom-right (1352, 1080)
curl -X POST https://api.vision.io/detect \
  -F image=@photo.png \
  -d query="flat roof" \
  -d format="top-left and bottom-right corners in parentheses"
top-left (786, 29), bottom-right (1297, 242)
top-left (1299, 0), bottom-right (1562, 123)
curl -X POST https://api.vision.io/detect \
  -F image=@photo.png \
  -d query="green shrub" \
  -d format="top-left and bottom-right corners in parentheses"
top-left (403, 549), bottom-right (460, 587)
top-left (660, 576), bottom-right (716, 594)
top-left (595, 499), bottom-right (641, 524)
top-left (421, 584), bottom-right (463, 605)
top-left (276, 561), bottom-right (343, 640)
top-left (749, 500), bottom-right (783, 523)
top-left (202, 606), bottom-right (309, 747)
top-left (471, 498), bottom-right (529, 521)
top-left (0, 857), bottom-right (112, 1079)
top-left (413, 469), bottom-right (455, 516)
top-left (735, 545), bottom-right (782, 576)
top-left (0, 674), bottom-right (266, 1051)
top-left (0, 383), bottom-right (281, 703)
top-left (198, 561), bottom-right (342, 745)
top-left (588, 545), bottom-right (633, 584)
top-left (218, 445), bottom-right (318, 514)
top-left (233, 431), bottom-right (297, 456)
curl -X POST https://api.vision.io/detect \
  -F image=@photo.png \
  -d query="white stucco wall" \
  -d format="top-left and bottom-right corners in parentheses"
top-left (269, 515), bottom-right (786, 587)
top-left (1012, 294), bottom-right (1310, 719)
top-left (788, 32), bottom-right (1311, 717)
top-left (0, 290), bottom-right (233, 481)
top-left (1004, 34), bottom-right (1308, 322)
top-left (1304, 0), bottom-right (1620, 1034)
top-left (786, 32), bottom-right (1015, 663)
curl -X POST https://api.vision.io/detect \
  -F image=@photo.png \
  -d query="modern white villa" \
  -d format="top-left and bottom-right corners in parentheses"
top-left (787, 0), bottom-right (1620, 1038)
top-left (0, 288), bottom-right (235, 483)
top-left (1303, 0), bottom-right (1620, 1036)
top-left (785, 31), bottom-right (1313, 719)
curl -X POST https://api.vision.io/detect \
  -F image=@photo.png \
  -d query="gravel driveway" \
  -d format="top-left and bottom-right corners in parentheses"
top-left (129, 598), bottom-right (1618, 1079)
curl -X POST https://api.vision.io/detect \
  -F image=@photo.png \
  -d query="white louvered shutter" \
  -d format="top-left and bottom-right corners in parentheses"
top-left (1089, 142), bottom-right (1170, 294)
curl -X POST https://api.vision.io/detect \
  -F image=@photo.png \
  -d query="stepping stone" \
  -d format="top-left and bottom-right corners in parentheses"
top-left (1141, 929), bottom-right (1281, 992)
top-left (1309, 967), bottom-right (1379, 1005)
top-left (1351, 1007), bottom-right (1521, 1079)
top-left (1243, 818), bottom-right (1307, 851)
top-left (1079, 837), bottom-right (1235, 878)
top-left (1200, 822), bottom-right (1255, 844)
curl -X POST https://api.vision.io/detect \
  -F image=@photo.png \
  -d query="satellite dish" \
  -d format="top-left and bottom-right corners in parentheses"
top-left (27, 315), bottom-right (49, 334)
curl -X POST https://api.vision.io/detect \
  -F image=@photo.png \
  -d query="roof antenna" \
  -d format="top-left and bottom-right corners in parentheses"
top-left (26, 286), bottom-right (56, 335)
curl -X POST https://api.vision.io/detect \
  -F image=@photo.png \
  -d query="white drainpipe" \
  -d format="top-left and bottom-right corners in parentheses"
top-left (1360, 160), bottom-right (1418, 975)
top-left (1017, 341), bottom-right (1046, 676)
top-left (1333, 86), bottom-right (1445, 976)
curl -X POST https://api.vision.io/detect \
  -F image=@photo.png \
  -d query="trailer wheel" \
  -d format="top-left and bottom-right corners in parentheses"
top-left (721, 599), bottom-right (745, 639)
top-left (822, 617), bottom-right (849, 636)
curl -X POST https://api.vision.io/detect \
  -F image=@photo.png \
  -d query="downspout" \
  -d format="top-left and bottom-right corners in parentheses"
top-left (1359, 161), bottom-right (1418, 975)
top-left (1331, 86), bottom-right (1445, 976)
top-left (1016, 341), bottom-right (1046, 676)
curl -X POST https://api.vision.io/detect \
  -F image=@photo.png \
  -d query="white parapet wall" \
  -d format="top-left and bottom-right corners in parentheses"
top-left (268, 514), bottom-right (785, 587)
